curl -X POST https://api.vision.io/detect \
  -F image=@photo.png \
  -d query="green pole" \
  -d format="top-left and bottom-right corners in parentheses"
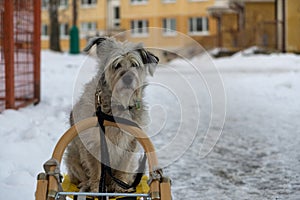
top-left (70, 25), bottom-right (80, 54)
top-left (70, 0), bottom-right (79, 54)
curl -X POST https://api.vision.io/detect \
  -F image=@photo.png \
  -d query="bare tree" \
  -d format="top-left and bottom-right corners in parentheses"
top-left (48, 0), bottom-right (61, 51)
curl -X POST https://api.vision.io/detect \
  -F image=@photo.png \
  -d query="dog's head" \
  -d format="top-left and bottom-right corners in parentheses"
top-left (84, 37), bottom-right (159, 109)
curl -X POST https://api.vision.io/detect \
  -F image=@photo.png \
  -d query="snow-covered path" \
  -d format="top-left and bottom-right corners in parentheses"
top-left (1, 51), bottom-right (300, 199)
top-left (168, 71), bottom-right (300, 200)
top-left (146, 54), bottom-right (300, 200)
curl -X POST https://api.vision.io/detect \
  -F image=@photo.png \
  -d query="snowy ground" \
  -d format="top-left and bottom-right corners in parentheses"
top-left (0, 50), bottom-right (300, 199)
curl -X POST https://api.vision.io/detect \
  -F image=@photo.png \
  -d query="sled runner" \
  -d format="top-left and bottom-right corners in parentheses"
top-left (35, 116), bottom-right (172, 200)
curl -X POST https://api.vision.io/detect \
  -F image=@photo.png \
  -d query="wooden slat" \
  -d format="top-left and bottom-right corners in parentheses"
top-left (4, 1), bottom-right (15, 109)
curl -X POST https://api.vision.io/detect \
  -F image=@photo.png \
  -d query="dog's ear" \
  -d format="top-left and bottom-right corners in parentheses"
top-left (138, 49), bottom-right (159, 76)
top-left (83, 37), bottom-right (107, 53)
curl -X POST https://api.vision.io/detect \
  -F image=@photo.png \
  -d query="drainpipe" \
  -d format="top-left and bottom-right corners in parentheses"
top-left (282, 0), bottom-right (286, 53)
top-left (216, 14), bottom-right (223, 48)
top-left (232, 2), bottom-right (245, 31)
top-left (106, 0), bottom-right (111, 35)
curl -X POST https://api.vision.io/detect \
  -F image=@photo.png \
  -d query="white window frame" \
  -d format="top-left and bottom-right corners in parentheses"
top-left (131, 20), bottom-right (149, 37)
top-left (113, 6), bottom-right (121, 29)
top-left (162, 18), bottom-right (177, 36)
top-left (80, 22), bottom-right (97, 37)
top-left (162, 0), bottom-right (176, 3)
top-left (188, 17), bottom-right (209, 35)
top-left (130, 0), bottom-right (148, 5)
top-left (59, 0), bottom-right (68, 9)
top-left (188, 0), bottom-right (208, 2)
top-left (81, 0), bottom-right (97, 8)
top-left (41, 24), bottom-right (49, 40)
top-left (60, 23), bottom-right (69, 38)
top-left (42, 0), bottom-right (49, 10)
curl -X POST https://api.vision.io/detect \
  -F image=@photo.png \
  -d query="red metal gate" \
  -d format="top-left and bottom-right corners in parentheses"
top-left (0, 0), bottom-right (40, 112)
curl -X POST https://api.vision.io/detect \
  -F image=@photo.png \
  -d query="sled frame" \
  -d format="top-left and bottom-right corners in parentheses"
top-left (35, 117), bottom-right (171, 200)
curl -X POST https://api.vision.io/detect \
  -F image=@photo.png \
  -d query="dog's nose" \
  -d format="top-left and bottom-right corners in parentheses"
top-left (122, 74), bottom-right (133, 85)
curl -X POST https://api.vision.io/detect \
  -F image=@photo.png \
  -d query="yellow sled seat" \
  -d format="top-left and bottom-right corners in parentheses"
top-left (62, 174), bottom-right (149, 200)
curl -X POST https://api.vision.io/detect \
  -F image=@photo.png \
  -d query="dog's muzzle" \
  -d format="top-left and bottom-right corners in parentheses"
top-left (122, 73), bottom-right (134, 86)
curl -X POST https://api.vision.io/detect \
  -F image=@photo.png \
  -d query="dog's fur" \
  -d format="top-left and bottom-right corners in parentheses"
top-left (64, 37), bottom-right (159, 193)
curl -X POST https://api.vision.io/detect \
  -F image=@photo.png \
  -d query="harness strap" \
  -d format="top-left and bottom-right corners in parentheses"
top-left (96, 107), bottom-right (146, 200)
top-left (96, 108), bottom-right (140, 128)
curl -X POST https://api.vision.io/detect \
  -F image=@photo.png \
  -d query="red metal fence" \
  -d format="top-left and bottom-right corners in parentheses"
top-left (0, 0), bottom-right (40, 112)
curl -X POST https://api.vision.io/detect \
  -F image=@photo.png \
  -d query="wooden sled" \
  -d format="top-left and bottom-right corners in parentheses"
top-left (35, 117), bottom-right (172, 200)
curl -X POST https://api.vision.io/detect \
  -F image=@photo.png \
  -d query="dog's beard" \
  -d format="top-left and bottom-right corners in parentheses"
top-left (112, 88), bottom-right (136, 109)
top-left (112, 80), bottom-right (141, 109)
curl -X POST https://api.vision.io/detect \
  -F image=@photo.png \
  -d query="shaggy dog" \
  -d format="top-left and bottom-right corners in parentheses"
top-left (64, 37), bottom-right (159, 193)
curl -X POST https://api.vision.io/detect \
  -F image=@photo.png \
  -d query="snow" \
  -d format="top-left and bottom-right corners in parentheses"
top-left (1, 50), bottom-right (300, 199)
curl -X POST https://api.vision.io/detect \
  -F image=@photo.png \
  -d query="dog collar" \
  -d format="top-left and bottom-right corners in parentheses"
top-left (95, 89), bottom-right (141, 111)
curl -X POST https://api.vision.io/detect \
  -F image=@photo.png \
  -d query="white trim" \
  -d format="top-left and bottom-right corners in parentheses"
top-left (41, 36), bottom-right (49, 40)
top-left (131, 33), bottom-right (150, 38)
top-left (163, 32), bottom-right (177, 37)
top-left (80, 4), bottom-right (97, 8)
top-left (162, 0), bottom-right (176, 3)
top-left (60, 35), bottom-right (69, 40)
top-left (58, 6), bottom-right (68, 10)
top-left (188, 0), bottom-right (208, 2)
top-left (130, 0), bottom-right (148, 5)
top-left (188, 31), bottom-right (210, 36)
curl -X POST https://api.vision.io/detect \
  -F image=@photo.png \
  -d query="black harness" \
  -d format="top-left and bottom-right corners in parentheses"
top-left (96, 106), bottom-right (147, 200)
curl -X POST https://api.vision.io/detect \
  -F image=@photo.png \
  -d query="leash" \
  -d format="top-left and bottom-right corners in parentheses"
top-left (96, 106), bottom-right (146, 200)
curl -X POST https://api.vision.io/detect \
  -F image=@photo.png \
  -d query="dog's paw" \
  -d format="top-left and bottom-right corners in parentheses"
top-left (89, 179), bottom-right (101, 193)
top-left (78, 181), bottom-right (90, 192)
top-left (110, 183), bottom-right (136, 193)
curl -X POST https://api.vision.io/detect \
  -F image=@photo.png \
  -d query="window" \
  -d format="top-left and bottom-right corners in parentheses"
top-left (81, 22), bottom-right (97, 32)
top-left (41, 24), bottom-right (48, 38)
top-left (189, 0), bottom-right (209, 2)
top-left (42, 0), bottom-right (48, 9)
top-left (81, 0), bottom-right (97, 6)
top-left (162, 18), bottom-right (176, 36)
top-left (131, 0), bottom-right (148, 5)
top-left (162, 0), bottom-right (176, 3)
top-left (42, 0), bottom-right (68, 9)
top-left (59, 0), bottom-right (68, 8)
top-left (60, 23), bottom-right (69, 37)
top-left (131, 20), bottom-right (149, 36)
top-left (113, 6), bottom-right (120, 28)
top-left (188, 17), bottom-right (209, 35)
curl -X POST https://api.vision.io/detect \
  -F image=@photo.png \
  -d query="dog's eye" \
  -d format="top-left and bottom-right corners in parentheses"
top-left (132, 62), bottom-right (139, 68)
top-left (115, 63), bottom-right (122, 70)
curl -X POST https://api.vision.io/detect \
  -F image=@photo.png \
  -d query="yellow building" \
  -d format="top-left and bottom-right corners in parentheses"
top-left (120, 0), bottom-right (217, 50)
top-left (41, 0), bottom-right (300, 53)
top-left (277, 0), bottom-right (300, 52)
top-left (41, 0), bottom-right (217, 52)
top-left (207, 0), bottom-right (300, 53)
top-left (41, 0), bottom-right (111, 51)
top-left (208, 0), bottom-right (276, 51)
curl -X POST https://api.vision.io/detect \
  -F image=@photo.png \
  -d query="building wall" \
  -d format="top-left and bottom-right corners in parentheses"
top-left (40, 0), bottom-right (300, 53)
top-left (41, 0), bottom-right (107, 51)
top-left (286, 0), bottom-right (300, 52)
top-left (244, 2), bottom-right (275, 49)
top-left (221, 13), bottom-right (239, 49)
top-left (120, 0), bottom-right (217, 50)
top-left (41, 0), bottom-right (217, 52)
